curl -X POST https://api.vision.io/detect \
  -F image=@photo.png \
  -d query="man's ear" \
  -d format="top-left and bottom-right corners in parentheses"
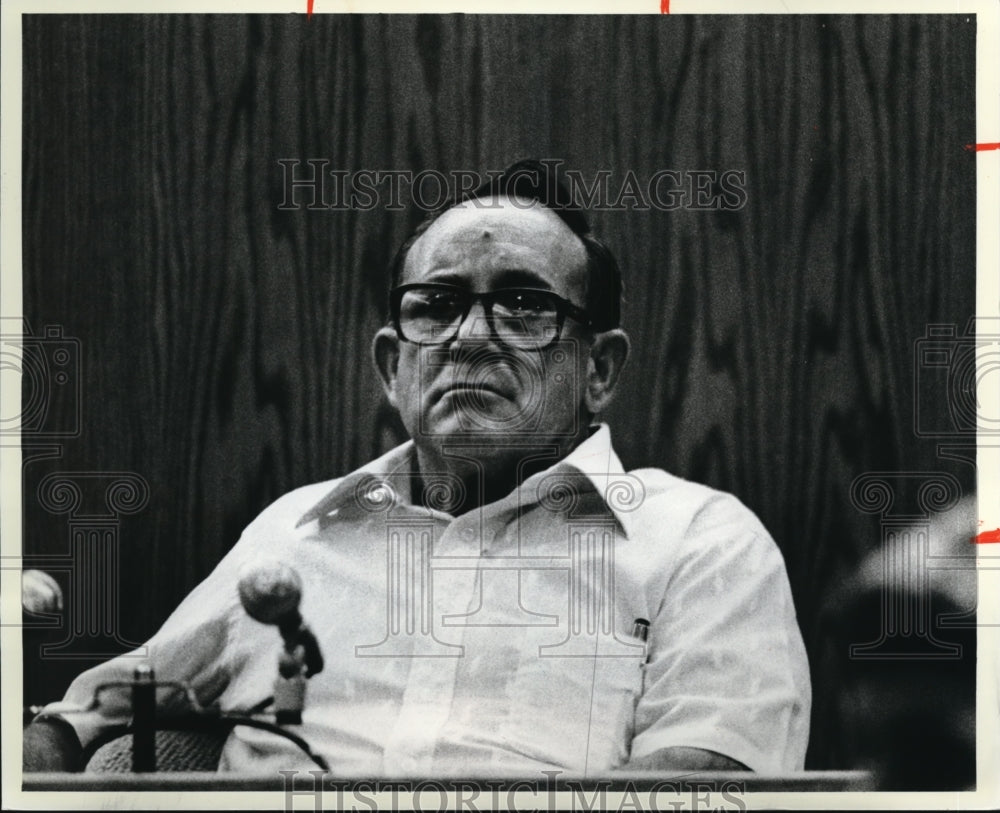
top-left (584, 329), bottom-right (630, 415)
top-left (372, 326), bottom-right (402, 409)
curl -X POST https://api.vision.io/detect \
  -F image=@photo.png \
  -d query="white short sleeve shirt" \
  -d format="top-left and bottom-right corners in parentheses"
top-left (48, 425), bottom-right (811, 775)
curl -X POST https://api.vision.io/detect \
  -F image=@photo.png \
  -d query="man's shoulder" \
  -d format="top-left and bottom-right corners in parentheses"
top-left (623, 465), bottom-right (772, 548)
top-left (241, 476), bottom-right (348, 537)
top-left (627, 465), bottom-right (758, 519)
top-left (627, 465), bottom-right (717, 502)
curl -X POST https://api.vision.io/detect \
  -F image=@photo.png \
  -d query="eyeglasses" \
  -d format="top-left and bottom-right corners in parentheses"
top-left (390, 283), bottom-right (593, 350)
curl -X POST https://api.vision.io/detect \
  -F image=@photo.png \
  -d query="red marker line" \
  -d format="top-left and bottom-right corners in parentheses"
top-left (964, 142), bottom-right (1000, 152)
top-left (661, 0), bottom-right (670, 11)
top-left (974, 528), bottom-right (1000, 544)
top-left (308, 0), bottom-right (314, 18)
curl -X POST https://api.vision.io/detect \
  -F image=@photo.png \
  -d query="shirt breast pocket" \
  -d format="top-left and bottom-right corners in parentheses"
top-left (587, 653), bottom-right (645, 769)
top-left (504, 644), bottom-right (645, 773)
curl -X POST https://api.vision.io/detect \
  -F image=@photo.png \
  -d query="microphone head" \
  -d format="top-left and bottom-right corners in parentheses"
top-left (237, 560), bottom-right (302, 624)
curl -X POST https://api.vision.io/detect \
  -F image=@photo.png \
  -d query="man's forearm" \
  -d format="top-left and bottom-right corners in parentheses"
top-left (23, 718), bottom-right (84, 772)
top-left (623, 746), bottom-right (749, 772)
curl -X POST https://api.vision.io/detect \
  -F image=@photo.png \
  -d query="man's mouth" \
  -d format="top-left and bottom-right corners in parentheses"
top-left (441, 382), bottom-right (511, 399)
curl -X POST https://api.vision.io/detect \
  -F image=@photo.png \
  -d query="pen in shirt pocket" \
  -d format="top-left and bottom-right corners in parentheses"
top-left (631, 617), bottom-right (650, 660)
top-left (631, 618), bottom-right (650, 697)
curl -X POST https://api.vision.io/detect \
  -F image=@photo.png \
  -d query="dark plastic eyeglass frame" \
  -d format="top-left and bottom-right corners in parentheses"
top-left (390, 282), bottom-right (594, 350)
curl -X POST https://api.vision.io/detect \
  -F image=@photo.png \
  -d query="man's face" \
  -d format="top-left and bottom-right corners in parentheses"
top-left (380, 195), bottom-right (593, 454)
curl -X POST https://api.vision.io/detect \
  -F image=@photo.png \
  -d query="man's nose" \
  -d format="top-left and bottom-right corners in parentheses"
top-left (453, 300), bottom-right (494, 343)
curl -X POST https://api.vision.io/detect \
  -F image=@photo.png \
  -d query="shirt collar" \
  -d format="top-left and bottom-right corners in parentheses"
top-left (518, 424), bottom-right (641, 539)
top-left (295, 424), bottom-right (641, 538)
top-left (294, 441), bottom-right (419, 529)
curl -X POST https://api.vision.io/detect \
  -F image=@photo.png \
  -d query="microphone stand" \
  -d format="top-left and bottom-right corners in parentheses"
top-left (273, 611), bottom-right (324, 725)
top-left (130, 665), bottom-right (156, 772)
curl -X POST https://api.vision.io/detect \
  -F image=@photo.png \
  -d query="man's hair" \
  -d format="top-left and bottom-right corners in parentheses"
top-left (387, 159), bottom-right (623, 331)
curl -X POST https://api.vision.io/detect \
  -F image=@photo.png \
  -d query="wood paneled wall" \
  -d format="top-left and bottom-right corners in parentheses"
top-left (20, 14), bottom-right (977, 768)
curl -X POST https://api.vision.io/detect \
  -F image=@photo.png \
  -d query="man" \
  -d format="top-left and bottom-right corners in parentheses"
top-left (25, 160), bottom-right (810, 775)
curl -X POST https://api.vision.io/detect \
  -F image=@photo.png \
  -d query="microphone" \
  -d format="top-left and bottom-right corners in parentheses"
top-left (238, 559), bottom-right (303, 623)
top-left (237, 561), bottom-right (324, 725)
top-left (238, 561), bottom-right (324, 676)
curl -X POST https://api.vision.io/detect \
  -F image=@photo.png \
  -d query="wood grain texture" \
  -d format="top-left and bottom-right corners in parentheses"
top-left (20, 15), bottom-right (976, 768)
